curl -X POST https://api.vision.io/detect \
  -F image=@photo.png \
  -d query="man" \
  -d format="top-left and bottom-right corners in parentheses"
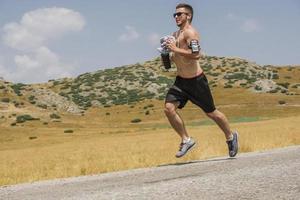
top-left (161, 3), bottom-right (238, 158)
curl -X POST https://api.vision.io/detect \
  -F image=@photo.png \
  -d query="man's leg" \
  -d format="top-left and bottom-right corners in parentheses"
top-left (206, 109), bottom-right (232, 140)
top-left (164, 102), bottom-right (189, 142)
top-left (164, 101), bottom-right (196, 158)
top-left (206, 109), bottom-right (238, 157)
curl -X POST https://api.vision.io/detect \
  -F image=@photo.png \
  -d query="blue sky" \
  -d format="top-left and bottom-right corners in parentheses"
top-left (0, 0), bottom-right (299, 83)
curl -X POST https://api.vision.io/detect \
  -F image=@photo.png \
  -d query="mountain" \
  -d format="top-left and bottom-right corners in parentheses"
top-left (0, 55), bottom-right (299, 114)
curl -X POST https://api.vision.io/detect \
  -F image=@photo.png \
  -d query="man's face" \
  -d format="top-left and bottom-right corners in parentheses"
top-left (173, 8), bottom-right (189, 27)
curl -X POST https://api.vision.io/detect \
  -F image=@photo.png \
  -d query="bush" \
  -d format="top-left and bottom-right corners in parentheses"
top-left (64, 129), bottom-right (74, 133)
top-left (11, 83), bottom-right (26, 96)
top-left (16, 114), bottom-right (37, 123)
top-left (269, 88), bottom-right (280, 93)
top-left (131, 118), bottom-right (142, 123)
top-left (28, 95), bottom-right (35, 101)
top-left (1, 98), bottom-right (10, 103)
top-left (224, 84), bottom-right (233, 88)
top-left (50, 113), bottom-right (61, 119)
top-left (277, 82), bottom-right (290, 89)
top-left (37, 104), bottom-right (48, 109)
top-left (255, 85), bottom-right (262, 91)
top-left (224, 73), bottom-right (249, 80)
top-left (14, 102), bottom-right (20, 107)
top-left (291, 84), bottom-right (300, 89)
top-left (278, 100), bottom-right (286, 105)
top-left (272, 74), bottom-right (279, 79)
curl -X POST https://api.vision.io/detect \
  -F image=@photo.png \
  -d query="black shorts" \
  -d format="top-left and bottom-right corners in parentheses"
top-left (165, 73), bottom-right (216, 113)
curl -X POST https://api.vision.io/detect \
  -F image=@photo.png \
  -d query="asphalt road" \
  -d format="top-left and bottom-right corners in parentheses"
top-left (1, 146), bottom-right (299, 200)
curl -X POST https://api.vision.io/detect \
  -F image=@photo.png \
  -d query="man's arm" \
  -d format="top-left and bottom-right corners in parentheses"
top-left (166, 29), bottom-right (201, 60)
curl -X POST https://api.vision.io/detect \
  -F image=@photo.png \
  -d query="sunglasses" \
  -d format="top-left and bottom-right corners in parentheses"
top-left (173, 12), bottom-right (188, 18)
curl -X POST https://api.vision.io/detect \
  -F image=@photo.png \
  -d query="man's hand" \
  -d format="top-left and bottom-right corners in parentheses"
top-left (166, 39), bottom-right (178, 53)
top-left (157, 36), bottom-right (175, 55)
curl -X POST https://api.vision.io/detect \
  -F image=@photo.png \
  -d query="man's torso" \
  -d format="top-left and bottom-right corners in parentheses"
top-left (170, 26), bottom-right (202, 78)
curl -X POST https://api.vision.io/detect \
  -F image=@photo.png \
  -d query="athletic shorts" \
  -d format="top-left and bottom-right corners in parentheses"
top-left (165, 73), bottom-right (216, 113)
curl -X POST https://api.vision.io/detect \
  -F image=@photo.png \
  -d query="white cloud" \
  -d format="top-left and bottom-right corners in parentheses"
top-left (1, 47), bottom-right (72, 83)
top-left (226, 13), bottom-right (238, 21)
top-left (1, 7), bottom-right (85, 83)
top-left (148, 33), bottom-right (161, 46)
top-left (226, 13), bottom-right (261, 33)
top-left (241, 19), bottom-right (260, 33)
top-left (3, 7), bottom-right (85, 50)
top-left (119, 26), bottom-right (140, 42)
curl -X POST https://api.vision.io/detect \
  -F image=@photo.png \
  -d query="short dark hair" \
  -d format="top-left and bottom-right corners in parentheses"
top-left (176, 3), bottom-right (194, 22)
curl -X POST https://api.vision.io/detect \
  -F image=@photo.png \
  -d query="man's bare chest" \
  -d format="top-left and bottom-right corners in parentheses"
top-left (175, 32), bottom-right (188, 49)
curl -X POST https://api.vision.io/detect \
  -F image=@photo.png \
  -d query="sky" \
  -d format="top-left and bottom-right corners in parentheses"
top-left (0, 0), bottom-right (299, 83)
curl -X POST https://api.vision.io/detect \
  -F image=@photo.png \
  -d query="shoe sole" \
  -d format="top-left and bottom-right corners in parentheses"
top-left (175, 142), bottom-right (196, 158)
top-left (230, 132), bottom-right (239, 157)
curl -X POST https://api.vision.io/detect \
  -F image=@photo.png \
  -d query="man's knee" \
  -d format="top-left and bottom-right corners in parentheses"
top-left (206, 109), bottom-right (224, 120)
top-left (164, 102), bottom-right (178, 116)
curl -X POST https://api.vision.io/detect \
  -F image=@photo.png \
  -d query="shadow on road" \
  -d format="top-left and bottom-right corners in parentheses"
top-left (158, 157), bottom-right (236, 167)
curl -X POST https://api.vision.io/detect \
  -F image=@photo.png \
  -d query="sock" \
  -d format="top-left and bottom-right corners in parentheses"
top-left (226, 134), bottom-right (234, 141)
top-left (183, 137), bottom-right (191, 143)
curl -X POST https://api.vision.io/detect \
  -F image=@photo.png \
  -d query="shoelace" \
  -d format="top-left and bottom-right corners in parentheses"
top-left (178, 143), bottom-right (184, 151)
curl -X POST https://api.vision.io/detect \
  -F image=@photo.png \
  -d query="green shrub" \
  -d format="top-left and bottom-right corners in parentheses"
top-left (50, 113), bottom-right (61, 119)
top-left (11, 83), bottom-right (26, 96)
top-left (131, 118), bottom-right (142, 123)
top-left (224, 84), bottom-right (233, 88)
top-left (272, 74), bottom-right (279, 79)
top-left (291, 84), bottom-right (300, 89)
top-left (255, 85), bottom-right (262, 91)
top-left (278, 100), bottom-right (286, 105)
top-left (277, 82), bottom-right (290, 89)
top-left (37, 104), bottom-right (48, 109)
top-left (28, 95), bottom-right (35, 101)
top-left (64, 129), bottom-right (74, 133)
top-left (269, 88), bottom-right (279, 93)
top-left (16, 114), bottom-right (37, 123)
top-left (1, 98), bottom-right (10, 103)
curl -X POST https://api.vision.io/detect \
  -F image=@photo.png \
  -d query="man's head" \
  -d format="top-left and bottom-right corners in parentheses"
top-left (174, 3), bottom-right (193, 26)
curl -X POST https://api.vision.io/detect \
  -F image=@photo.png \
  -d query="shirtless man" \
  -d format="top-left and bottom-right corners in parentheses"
top-left (162, 3), bottom-right (238, 158)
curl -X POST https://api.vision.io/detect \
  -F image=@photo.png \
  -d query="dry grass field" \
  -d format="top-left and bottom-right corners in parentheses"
top-left (1, 87), bottom-right (300, 186)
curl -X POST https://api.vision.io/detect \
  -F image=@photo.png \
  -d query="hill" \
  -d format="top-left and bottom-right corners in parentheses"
top-left (0, 55), bottom-right (300, 128)
top-left (1, 56), bottom-right (299, 113)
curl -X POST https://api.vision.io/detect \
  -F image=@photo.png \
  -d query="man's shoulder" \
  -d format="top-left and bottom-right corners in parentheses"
top-left (184, 26), bottom-right (199, 38)
top-left (186, 26), bottom-right (199, 34)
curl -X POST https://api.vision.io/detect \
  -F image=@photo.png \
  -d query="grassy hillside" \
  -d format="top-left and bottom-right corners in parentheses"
top-left (1, 55), bottom-right (299, 114)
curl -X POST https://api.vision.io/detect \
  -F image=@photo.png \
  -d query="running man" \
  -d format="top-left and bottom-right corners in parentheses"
top-left (161, 3), bottom-right (238, 158)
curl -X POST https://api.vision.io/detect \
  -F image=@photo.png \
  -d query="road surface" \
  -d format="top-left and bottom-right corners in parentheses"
top-left (1, 146), bottom-right (299, 200)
